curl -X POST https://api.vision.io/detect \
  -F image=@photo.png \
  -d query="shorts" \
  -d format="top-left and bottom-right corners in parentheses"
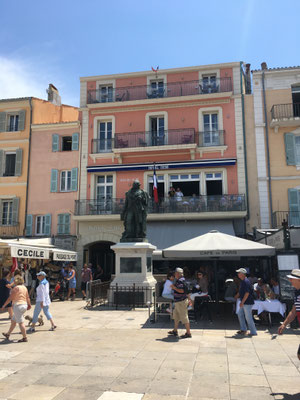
top-left (12, 304), bottom-right (27, 324)
top-left (69, 280), bottom-right (76, 289)
top-left (173, 298), bottom-right (189, 324)
top-left (81, 282), bottom-right (87, 291)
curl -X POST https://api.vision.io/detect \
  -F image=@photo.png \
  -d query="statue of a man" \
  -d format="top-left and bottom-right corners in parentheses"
top-left (120, 180), bottom-right (149, 242)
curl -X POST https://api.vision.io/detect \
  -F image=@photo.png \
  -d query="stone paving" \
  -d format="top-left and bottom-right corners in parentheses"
top-left (0, 300), bottom-right (299, 399)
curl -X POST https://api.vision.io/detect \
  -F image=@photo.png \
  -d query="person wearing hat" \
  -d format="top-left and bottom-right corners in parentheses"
top-left (28, 271), bottom-right (56, 333)
top-left (168, 267), bottom-right (192, 339)
top-left (278, 269), bottom-right (300, 360)
top-left (236, 268), bottom-right (257, 336)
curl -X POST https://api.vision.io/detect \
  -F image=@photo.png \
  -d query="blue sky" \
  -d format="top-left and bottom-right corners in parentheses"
top-left (0, 0), bottom-right (299, 106)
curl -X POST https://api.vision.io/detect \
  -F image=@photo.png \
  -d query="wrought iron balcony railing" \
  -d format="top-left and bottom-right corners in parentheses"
top-left (271, 103), bottom-right (300, 120)
top-left (0, 222), bottom-right (20, 238)
top-left (272, 211), bottom-right (300, 228)
top-left (91, 129), bottom-right (226, 153)
top-left (75, 194), bottom-right (246, 216)
top-left (87, 77), bottom-right (232, 104)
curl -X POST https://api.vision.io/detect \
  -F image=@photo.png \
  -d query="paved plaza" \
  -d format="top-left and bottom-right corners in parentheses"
top-left (0, 300), bottom-right (299, 400)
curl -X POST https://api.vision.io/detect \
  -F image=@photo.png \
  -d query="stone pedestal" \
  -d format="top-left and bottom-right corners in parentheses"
top-left (109, 242), bottom-right (157, 305)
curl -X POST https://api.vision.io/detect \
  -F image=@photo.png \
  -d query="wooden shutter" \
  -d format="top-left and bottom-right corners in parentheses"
top-left (288, 189), bottom-right (300, 226)
top-left (72, 132), bottom-right (79, 151)
top-left (57, 214), bottom-right (65, 234)
top-left (284, 133), bottom-right (296, 165)
top-left (71, 168), bottom-right (78, 191)
top-left (44, 214), bottom-right (52, 236)
top-left (12, 197), bottom-right (19, 224)
top-left (0, 149), bottom-right (4, 177)
top-left (0, 112), bottom-right (6, 132)
top-left (64, 213), bottom-right (70, 234)
top-left (15, 149), bottom-right (23, 176)
top-left (52, 134), bottom-right (59, 152)
top-left (50, 169), bottom-right (58, 192)
top-left (25, 214), bottom-right (33, 236)
top-left (18, 110), bottom-right (26, 131)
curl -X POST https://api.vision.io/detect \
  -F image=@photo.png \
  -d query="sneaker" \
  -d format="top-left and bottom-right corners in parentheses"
top-left (50, 325), bottom-right (57, 331)
top-left (27, 328), bottom-right (35, 333)
top-left (180, 332), bottom-right (192, 339)
top-left (168, 330), bottom-right (178, 337)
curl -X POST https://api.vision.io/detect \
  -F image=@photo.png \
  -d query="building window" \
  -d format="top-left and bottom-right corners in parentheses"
top-left (60, 170), bottom-right (72, 192)
top-left (150, 117), bottom-right (165, 146)
top-left (148, 80), bottom-right (165, 98)
top-left (62, 136), bottom-right (72, 151)
top-left (99, 85), bottom-right (113, 103)
top-left (36, 215), bottom-right (46, 235)
top-left (205, 172), bottom-right (223, 196)
top-left (169, 173), bottom-right (201, 196)
top-left (96, 175), bottom-right (113, 212)
top-left (1, 201), bottom-right (13, 225)
top-left (203, 113), bottom-right (219, 146)
top-left (57, 213), bottom-right (70, 235)
top-left (8, 115), bottom-right (19, 132)
top-left (202, 75), bottom-right (218, 93)
top-left (4, 153), bottom-right (16, 176)
top-left (295, 136), bottom-right (300, 164)
top-left (98, 122), bottom-right (112, 152)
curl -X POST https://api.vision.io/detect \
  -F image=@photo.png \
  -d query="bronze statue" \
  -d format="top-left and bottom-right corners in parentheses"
top-left (120, 180), bottom-right (149, 242)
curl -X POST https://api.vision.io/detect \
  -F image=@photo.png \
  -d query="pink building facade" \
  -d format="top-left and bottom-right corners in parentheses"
top-left (75, 63), bottom-right (248, 278)
top-left (27, 121), bottom-right (80, 250)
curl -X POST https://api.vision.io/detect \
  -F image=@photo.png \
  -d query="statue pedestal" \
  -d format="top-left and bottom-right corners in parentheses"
top-left (109, 242), bottom-right (157, 305)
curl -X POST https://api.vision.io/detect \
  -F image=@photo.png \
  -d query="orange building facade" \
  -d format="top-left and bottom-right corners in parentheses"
top-left (75, 63), bottom-right (248, 278)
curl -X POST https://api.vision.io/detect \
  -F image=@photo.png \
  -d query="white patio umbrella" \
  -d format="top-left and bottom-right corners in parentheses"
top-left (162, 230), bottom-right (275, 258)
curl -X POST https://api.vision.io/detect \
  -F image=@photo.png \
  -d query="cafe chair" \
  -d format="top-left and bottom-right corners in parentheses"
top-left (194, 295), bottom-right (212, 323)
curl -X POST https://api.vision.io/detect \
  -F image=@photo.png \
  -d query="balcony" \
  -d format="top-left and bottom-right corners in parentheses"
top-left (270, 103), bottom-right (300, 128)
top-left (91, 129), bottom-right (226, 153)
top-left (272, 211), bottom-right (300, 228)
top-left (87, 78), bottom-right (232, 105)
top-left (74, 195), bottom-right (246, 221)
top-left (0, 222), bottom-right (20, 238)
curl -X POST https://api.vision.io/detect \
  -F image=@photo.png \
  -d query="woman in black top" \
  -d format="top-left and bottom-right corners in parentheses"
top-left (0, 270), bottom-right (13, 319)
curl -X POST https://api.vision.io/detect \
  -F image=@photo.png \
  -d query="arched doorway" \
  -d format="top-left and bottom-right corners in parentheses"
top-left (87, 241), bottom-right (115, 281)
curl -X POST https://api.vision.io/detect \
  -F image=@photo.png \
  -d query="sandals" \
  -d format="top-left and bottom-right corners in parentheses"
top-left (180, 332), bottom-right (192, 339)
top-left (168, 330), bottom-right (178, 337)
top-left (50, 325), bottom-right (57, 331)
top-left (18, 337), bottom-right (28, 343)
top-left (236, 330), bottom-right (247, 335)
top-left (2, 332), bottom-right (10, 340)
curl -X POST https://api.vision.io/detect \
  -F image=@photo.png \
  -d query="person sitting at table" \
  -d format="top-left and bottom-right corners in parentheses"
top-left (190, 271), bottom-right (209, 305)
top-left (254, 278), bottom-right (265, 300)
top-left (270, 277), bottom-right (280, 298)
top-left (263, 284), bottom-right (276, 300)
top-left (162, 272), bottom-right (175, 301)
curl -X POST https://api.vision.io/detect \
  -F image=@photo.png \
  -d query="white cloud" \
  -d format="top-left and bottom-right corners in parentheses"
top-left (0, 55), bottom-right (78, 106)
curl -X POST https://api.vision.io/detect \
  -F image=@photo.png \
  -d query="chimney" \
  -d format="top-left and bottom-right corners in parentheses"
top-left (245, 63), bottom-right (251, 94)
top-left (47, 84), bottom-right (61, 106)
top-left (261, 62), bottom-right (268, 70)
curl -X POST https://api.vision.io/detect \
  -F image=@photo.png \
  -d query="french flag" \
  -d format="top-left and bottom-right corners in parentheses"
top-left (153, 165), bottom-right (159, 203)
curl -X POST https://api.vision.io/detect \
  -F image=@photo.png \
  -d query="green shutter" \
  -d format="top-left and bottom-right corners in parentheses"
top-left (44, 214), bottom-right (51, 236)
top-left (18, 110), bottom-right (26, 131)
top-left (57, 214), bottom-right (64, 235)
top-left (12, 197), bottom-right (19, 224)
top-left (288, 189), bottom-right (300, 226)
top-left (0, 112), bottom-right (6, 132)
top-left (71, 168), bottom-right (78, 191)
top-left (72, 132), bottom-right (79, 151)
top-left (284, 133), bottom-right (296, 165)
top-left (15, 149), bottom-right (23, 176)
top-left (25, 214), bottom-right (33, 236)
top-left (0, 149), bottom-right (4, 177)
top-left (50, 169), bottom-right (58, 192)
top-left (52, 134), bottom-right (59, 152)
top-left (64, 213), bottom-right (70, 234)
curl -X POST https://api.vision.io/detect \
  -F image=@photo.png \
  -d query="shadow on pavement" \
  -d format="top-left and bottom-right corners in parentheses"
top-left (271, 393), bottom-right (300, 400)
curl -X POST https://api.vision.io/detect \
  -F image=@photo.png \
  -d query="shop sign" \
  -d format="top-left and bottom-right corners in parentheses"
top-left (53, 251), bottom-right (77, 261)
top-left (11, 246), bottom-right (50, 259)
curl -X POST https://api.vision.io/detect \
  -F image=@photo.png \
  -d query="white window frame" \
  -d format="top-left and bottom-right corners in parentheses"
top-left (1, 200), bottom-right (13, 226)
top-left (145, 111), bottom-right (168, 145)
top-left (198, 107), bottom-right (223, 132)
top-left (35, 215), bottom-right (46, 236)
top-left (96, 79), bottom-right (116, 102)
top-left (60, 170), bottom-right (72, 192)
top-left (93, 115), bottom-right (115, 143)
top-left (7, 113), bottom-right (19, 132)
top-left (91, 172), bottom-right (116, 201)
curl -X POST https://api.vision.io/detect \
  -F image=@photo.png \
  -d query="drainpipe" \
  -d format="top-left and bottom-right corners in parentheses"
top-left (240, 62), bottom-right (250, 230)
top-left (24, 97), bottom-right (33, 236)
top-left (261, 68), bottom-right (273, 227)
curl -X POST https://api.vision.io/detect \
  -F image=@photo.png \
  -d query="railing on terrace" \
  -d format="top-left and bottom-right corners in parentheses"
top-left (91, 129), bottom-right (225, 153)
top-left (271, 103), bottom-right (300, 120)
top-left (75, 194), bottom-right (246, 216)
top-left (87, 77), bottom-right (232, 104)
top-left (0, 222), bottom-right (20, 238)
top-left (272, 211), bottom-right (300, 228)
